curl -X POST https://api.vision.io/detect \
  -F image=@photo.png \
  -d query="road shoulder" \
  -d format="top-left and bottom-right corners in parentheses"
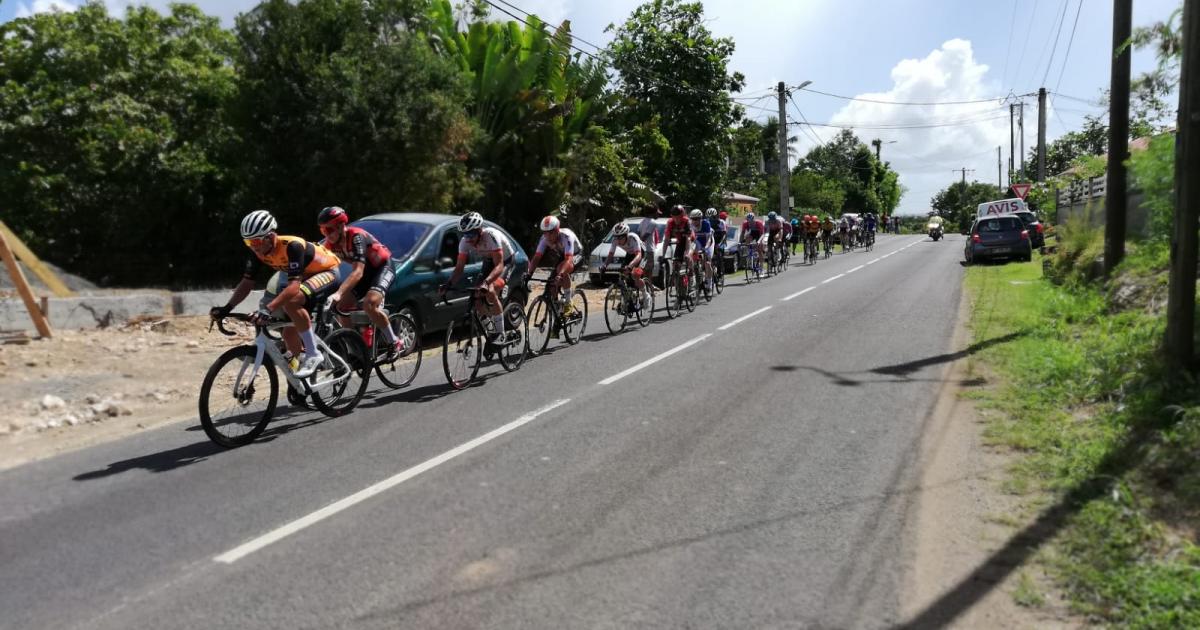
top-left (901, 286), bottom-right (1079, 628)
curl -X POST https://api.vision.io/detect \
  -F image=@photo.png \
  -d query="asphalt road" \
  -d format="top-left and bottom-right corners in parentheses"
top-left (0, 234), bottom-right (967, 630)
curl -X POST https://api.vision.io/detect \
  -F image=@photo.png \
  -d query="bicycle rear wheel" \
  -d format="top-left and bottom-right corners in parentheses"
top-left (310, 328), bottom-right (370, 418)
top-left (682, 271), bottom-right (695, 313)
top-left (562, 289), bottom-right (587, 344)
top-left (498, 302), bottom-right (528, 372)
top-left (636, 284), bottom-right (653, 327)
top-left (375, 312), bottom-right (421, 389)
top-left (663, 263), bottom-right (679, 319)
top-left (526, 295), bottom-right (554, 355)
top-left (603, 285), bottom-right (628, 334)
top-left (199, 345), bottom-right (278, 448)
top-left (443, 315), bottom-right (483, 389)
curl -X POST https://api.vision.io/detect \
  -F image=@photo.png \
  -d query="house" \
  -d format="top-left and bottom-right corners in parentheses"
top-left (722, 192), bottom-right (759, 217)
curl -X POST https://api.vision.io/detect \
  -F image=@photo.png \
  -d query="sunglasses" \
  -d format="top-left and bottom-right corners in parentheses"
top-left (243, 237), bottom-right (269, 248)
top-left (463, 229), bottom-right (482, 239)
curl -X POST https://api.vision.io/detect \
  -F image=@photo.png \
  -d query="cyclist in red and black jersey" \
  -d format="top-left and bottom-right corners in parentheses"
top-left (317, 206), bottom-right (405, 357)
top-left (664, 204), bottom-right (696, 277)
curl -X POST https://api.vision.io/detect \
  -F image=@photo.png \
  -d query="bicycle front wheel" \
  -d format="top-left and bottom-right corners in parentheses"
top-left (443, 315), bottom-right (483, 389)
top-left (310, 328), bottom-right (370, 418)
top-left (526, 295), bottom-right (555, 355)
top-left (562, 289), bottom-right (587, 344)
top-left (199, 345), bottom-right (278, 448)
top-left (499, 302), bottom-right (528, 372)
top-left (375, 312), bottom-right (421, 389)
top-left (603, 285), bottom-right (628, 334)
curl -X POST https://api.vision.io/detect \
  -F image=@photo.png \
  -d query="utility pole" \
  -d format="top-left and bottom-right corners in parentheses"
top-left (777, 81), bottom-right (791, 221)
top-left (1009, 104), bottom-right (1016, 184)
top-left (998, 146), bottom-right (1004, 195)
top-left (1037, 87), bottom-right (1048, 181)
top-left (1166, 0), bottom-right (1199, 367)
top-left (1019, 102), bottom-right (1026, 179)
top-left (1105, 0), bottom-right (1132, 274)
top-left (872, 138), bottom-right (882, 162)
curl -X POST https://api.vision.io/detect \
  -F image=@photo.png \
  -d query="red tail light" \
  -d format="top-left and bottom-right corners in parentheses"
top-left (1020, 230), bottom-right (1029, 240)
top-left (972, 234), bottom-right (981, 243)
top-left (1036, 223), bottom-right (1044, 233)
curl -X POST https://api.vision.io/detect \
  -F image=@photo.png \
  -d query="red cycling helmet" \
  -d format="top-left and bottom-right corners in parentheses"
top-left (318, 206), bottom-right (349, 227)
top-left (719, 211), bottom-right (728, 220)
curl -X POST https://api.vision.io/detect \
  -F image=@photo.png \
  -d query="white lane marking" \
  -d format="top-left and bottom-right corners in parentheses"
top-left (214, 398), bottom-right (572, 564)
top-left (821, 273), bottom-right (845, 284)
top-left (598, 334), bottom-right (712, 385)
top-left (846, 265), bottom-right (864, 274)
top-left (717, 306), bottom-right (772, 331)
top-left (782, 287), bottom-right (816, 301)
top-left (866, 258), bottom-right (881, 265)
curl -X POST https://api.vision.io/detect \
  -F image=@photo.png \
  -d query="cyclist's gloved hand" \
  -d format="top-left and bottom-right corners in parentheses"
top-left (249, 308), bottom-right (272, 325)
top-left (210, 305), bottom-right (231, 320)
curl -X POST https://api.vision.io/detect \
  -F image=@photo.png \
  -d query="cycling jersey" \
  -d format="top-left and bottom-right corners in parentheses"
top-left (535, 227), bottom-right (583, 257)
top-left (459, 226), bottom-right (514, 260)
top-left (766, 218), bottom-right (783, 233)
top-left (244, 235), bottom-right (339, 281)
top-left (713, 218), bottom-right (728, 245)
top-left (821, 220), bottom-right (836, 233)
top-left (321, 226), bottom-right (391, 270)
top-left (865, 219), bottom-right (877, 232)
top-left (637, 218), bottom-right (660, 247)
top-left (664, 216), bottom-right (693, 243)
top-left (742, 219), bottom-right (764, 239)
top-left (613, 232), bottom-right (645, 254)
top-left (804, 220), bottom-right (821, 235)
top-left (691, 218), bottom-right (712, 247)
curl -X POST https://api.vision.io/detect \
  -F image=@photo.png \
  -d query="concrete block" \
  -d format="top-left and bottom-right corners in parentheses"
top-left (0, 294), bottom-right (170, 332)
top-left (172, 290), bottom-right (264, 316)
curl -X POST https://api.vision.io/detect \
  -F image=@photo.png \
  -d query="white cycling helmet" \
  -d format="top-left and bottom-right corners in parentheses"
top-left (539, 215), bottom-right (560, 232)
top-left (612, 222), bottom-right (630, 237)
top-left (240, 210), bottom-right (277, 239)
top-left (689, 209), bottom-right (703, 219)
top-left (706, 208), bottom-right (717, 218)
top-left (459, 211), bottom-right (484, 232)
top-left (746, 212), bottom-right (755, 220)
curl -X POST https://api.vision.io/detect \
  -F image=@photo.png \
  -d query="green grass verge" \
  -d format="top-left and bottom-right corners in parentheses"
top-left (964, 252), bottom-right (1200, 628)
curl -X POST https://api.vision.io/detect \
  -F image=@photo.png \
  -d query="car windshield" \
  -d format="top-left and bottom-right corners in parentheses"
top-left (1015, 212), bottom-right (1038, 225)
top-left (977, 217), bottom-right (1023, 233)
top-left (351, 219), bottom-right (430, 260)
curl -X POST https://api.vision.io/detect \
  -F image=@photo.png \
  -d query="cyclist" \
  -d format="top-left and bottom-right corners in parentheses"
top-left (439, 212), bottom-right (515, 342)
top-left (602, 222), bottom-right (651, 311)
top-left (637, 206), bottom-right (661, 290)
top-left (709, 208), bottom-right (728, 275)
top-left (316, 206), bottom-right (404, 358)
top-left (820, 214), bottom-right (837, 255)
top-left (782, 217), bottom-right (796, 257)
top-left (765, 211), bottom-right (784, 267)
top-left (664, 204), bottom-right (696, 281)
top-left (741, 211), bottom-right (765, 271)
top-left (864, 213), bottom-right (878, 247)
top-left (526, 215), bottom-right (584, 315)
top-left (212, 210), bottom-right (342, 378)
top-left (803, 214), bottom-right (821, 259)
top-left (690, 209), bottom-right (714, 292)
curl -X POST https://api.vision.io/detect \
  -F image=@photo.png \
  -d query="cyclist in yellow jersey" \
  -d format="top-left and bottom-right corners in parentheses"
top-left (211, 210), bottom-right (343, 378)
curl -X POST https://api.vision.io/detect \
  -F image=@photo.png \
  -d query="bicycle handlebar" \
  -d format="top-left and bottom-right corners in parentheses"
top-left (209, 312), bottom-right (252, 337)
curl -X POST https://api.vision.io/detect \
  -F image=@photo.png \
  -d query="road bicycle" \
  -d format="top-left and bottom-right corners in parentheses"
top-left (692, 250), bottom-right (713, 304)
top-left (199, 305), bottom-right (370, 448)
top-left (331, 303), bottom-right (421, 389)
top-left (864, 229), bottom-right (876, 252)
top-left (804, 235), bottom-right (819, 265)
top-left (525, 274), bottom-right (587, 355)
top-left (740, 243), bottom-right (762, 283)
top-left (441, 285), bottom-right (528, 389)
top-left (603, 265), bottom-right (654, 333)
top-left (661, 248), bottom-right (695, 317)
top-left (822, 232), bottom-right (833, 259)
top-left (711, 245), bottom-right (726, 295)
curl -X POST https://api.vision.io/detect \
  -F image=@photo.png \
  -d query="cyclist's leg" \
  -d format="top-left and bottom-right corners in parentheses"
top-left (361, 266), bottom-right (395, 341)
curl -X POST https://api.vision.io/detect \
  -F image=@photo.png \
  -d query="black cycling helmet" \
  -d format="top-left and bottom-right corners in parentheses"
top-left (670, 204), bottom-right (686, 217)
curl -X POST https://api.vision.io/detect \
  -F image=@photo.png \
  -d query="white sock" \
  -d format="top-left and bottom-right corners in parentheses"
top-left (381, 325), bottom-right (398, 344)
top-left (300, 330), bottom-right (320, 357)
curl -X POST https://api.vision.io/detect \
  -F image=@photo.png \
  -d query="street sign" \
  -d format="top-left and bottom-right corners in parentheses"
top-left (1011, 183), bottom-right (1032, 200)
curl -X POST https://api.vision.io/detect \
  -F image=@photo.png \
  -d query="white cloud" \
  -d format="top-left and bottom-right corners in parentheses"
top-left (817, 39), bottom-right (1020, 215)
top-left (15, 0), bottom-right (80, 18)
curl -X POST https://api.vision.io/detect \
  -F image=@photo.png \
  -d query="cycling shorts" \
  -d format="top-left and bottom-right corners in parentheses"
top-left (351, 264), bottom-right (395, 300)
top-left (298, 268), bottom-right (342, 311)
top-left (671, 239), bottom-right (693, 261)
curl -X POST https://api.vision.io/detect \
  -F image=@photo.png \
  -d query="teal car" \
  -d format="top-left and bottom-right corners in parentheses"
top-left (349, 213), bottom-right (530, 336)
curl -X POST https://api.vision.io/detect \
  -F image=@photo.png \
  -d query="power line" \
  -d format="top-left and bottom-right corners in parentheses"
top-left (491, 0), bottom-right (607, 53)
top-left (1038, 0), bottom-right (1071, 87)
top-left (1012, 0), bottom-right (1041, 83)
top-left (796, 86), bottom-right (1028, 106)
top-left (1001, 0), bottom-right (1021, 88)
top-left (1051, 0), bottom-right (1084, 99)
top-left (790, 114), bottom-right (1009, 131)
top-left (1051, 91), bottom-right (1104, 106)
top-left (788, 93), bottom-right (826, 147)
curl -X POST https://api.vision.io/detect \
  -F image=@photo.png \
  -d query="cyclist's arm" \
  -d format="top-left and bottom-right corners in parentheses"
top-left (555, 238), bottom-right (575, 276)
top-left (482, 249), bottom-right (504, 285)
top-left (446, 253), bottom-right (469, 287)
top-left (527, 252), bottom-right (543, 276)
top-left (336, 233), bottom-right (369, 297)
top-left (223, 276), bottom-right (256, 311)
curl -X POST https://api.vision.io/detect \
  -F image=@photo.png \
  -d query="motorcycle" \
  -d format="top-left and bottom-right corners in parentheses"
top-left (927, 223), bottom-right (943, 241)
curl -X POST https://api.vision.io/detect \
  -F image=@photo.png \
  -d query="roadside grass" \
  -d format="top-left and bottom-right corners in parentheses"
top-left (964, 251), bottom-right (1200, 628)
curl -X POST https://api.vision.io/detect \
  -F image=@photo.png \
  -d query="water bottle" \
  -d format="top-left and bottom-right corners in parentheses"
top-left (362, 325), bottom-right (374, 349)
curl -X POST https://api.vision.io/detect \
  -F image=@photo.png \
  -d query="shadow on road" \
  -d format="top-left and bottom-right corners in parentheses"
top-left (73, 440), bottom-right (223, 480)
top-left (870, 331), bottom-right (1027, 377)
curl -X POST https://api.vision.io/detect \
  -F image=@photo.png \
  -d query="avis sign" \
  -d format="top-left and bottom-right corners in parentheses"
top-left (976, 198), bottom-right (1027, 218)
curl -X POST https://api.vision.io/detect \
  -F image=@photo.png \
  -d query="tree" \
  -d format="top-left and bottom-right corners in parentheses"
top-left (0, 2), bottom-right (241, 286)
top-left (930, 181), bottom-right (999, 232)
top-left (428, 1), bottom-right (619, 246)
top-left (606, 0), bottom-right (745, 206)
top-left (797, 129), bottom-right (902, 215)
top-left (725, 118), bottom-right (783, 203)
top-left (233, 0), bottom-right (477, 235)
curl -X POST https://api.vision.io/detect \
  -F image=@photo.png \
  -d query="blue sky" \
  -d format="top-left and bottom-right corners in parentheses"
top-left (1, 0), bottom-right (1183, 214)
